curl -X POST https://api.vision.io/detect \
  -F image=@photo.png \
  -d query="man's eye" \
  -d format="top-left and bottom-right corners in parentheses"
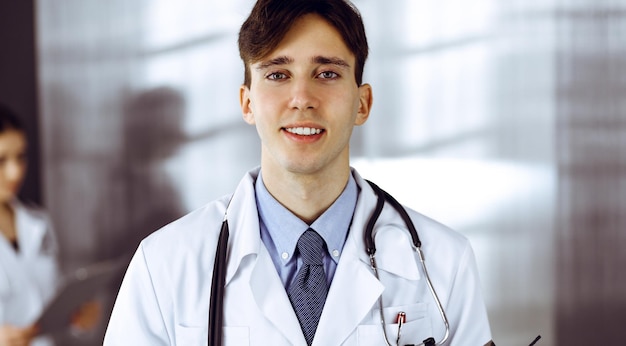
top-left (318, 71), bottom-right (339, 79)
top-left (267, 72), bottom-right (287, 80)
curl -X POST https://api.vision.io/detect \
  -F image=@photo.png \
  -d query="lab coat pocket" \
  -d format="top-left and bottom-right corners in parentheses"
top-left (175, 325), bottom-right (207, 346)
top-left (357, 303), bottom-right (432, 346)
top-left (174, 324), bottom-right (250, 346)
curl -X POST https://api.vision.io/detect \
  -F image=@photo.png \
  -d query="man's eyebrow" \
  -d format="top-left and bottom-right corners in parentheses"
top-left (255, 56), bottom-right (294, 70)
top-left (313, 56), bottom-right (351, 68)
top-left (254, 55), bottom-right (351, 70)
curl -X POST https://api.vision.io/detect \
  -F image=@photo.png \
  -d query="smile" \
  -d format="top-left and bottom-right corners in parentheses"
top-left (284, 127), bottom-right (323, 136)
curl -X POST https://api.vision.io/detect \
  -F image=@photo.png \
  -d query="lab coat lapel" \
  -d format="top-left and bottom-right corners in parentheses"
top-left (351, 171), bottom-right (421, 281)
top-left (250, 246), bottom-right (306, 345)
top-left (223, 171), bottom-right (262, 285)
top-left (225, 169), bottom-right (306, 345)
top-left (312, 171), bottom-right (385, 345)
top-left (313, 228), bottom-right (383, 346)
top-left (313, 170), bottom-right (423, 345)
top-left (14, 202), bottom-right (48, 256)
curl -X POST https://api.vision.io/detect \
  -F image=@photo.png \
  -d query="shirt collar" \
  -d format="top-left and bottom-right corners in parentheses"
top-left (255, 171), bottom-right (358, 264)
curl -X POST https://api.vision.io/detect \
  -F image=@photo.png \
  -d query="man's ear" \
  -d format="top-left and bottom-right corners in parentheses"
top-left (240, 85), bottom-right (255, 125)
top-left (355, 83), bottom-right (373, 126)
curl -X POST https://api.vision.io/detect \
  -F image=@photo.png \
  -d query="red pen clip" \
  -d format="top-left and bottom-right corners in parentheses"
top-left (396, 311), bottom-right (406, 345)
top-left (396, 311), bottom-right (406, 325)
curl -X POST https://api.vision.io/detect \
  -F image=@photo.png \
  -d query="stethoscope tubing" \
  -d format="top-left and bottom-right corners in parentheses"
top-left (208, 180), bottom-right (450, 346)
top-left (365, 181), bottom-right (449, 346)
top-left (208, 214), bottom-right (229, 346)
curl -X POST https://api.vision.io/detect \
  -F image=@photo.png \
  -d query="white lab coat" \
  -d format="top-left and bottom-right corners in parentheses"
top-left (0, 200), bottom-right (59, 346)
top-left (105, 168), bottom-right (492, 345)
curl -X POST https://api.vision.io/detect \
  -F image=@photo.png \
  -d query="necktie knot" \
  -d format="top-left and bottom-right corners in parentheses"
top-left (297, 229), bottom-right (325, 265)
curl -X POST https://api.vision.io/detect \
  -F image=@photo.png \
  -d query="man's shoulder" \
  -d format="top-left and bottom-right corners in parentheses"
top-left (140, 195), bottom-right (231, 255)
top-left (139, 168), bottom-right (259, 255)
top-left (402, 206), bottom-right (471, 252)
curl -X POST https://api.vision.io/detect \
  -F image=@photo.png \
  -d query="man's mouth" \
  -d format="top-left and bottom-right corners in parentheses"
top-left (284, 127), bottom-right (323, 136)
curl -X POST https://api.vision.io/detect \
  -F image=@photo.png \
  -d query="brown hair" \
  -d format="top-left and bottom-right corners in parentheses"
top-left (238, 0), bottom-right (369, 87)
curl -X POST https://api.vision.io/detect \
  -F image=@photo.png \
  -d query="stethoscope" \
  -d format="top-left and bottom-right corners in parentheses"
top-left (208, 180), bottom-right (450, 346)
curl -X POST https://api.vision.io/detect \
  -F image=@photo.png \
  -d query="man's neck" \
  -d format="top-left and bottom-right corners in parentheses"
top-left (261, 166), bottom-right (350, 225)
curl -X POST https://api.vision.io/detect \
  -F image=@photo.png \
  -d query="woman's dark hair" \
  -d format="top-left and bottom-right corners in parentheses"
top-left (238, 0), bottom-right (369, 87)
top-left (0, 103), bottom-right (25, 134)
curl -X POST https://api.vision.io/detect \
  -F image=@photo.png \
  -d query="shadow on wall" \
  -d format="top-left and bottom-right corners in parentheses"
top-left (60, 86), bottom-right (190, 346)
top-left (112, 86), bottom-right (188, 260)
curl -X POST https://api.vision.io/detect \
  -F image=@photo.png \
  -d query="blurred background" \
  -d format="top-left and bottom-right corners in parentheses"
top-left (1, 0), bottom-right (625, 344)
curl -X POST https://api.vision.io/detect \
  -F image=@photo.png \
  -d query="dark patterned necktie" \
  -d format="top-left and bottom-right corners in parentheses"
top-left (288, 228), bottom-right (329, 345)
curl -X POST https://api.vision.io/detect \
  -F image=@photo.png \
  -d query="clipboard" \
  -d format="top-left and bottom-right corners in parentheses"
top-left (35, 259), bottom-right (124, 335)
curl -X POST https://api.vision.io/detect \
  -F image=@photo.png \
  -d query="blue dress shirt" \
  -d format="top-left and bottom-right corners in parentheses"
top-left (255, 171), bottom-right (358, 290)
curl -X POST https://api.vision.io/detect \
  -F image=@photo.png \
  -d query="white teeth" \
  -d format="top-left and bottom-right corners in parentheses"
top-left (286, 127), bottom-right (322, 135)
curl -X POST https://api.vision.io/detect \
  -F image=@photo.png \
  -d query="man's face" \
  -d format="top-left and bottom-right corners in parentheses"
top-left (240, 14), bottom-right (372, 177)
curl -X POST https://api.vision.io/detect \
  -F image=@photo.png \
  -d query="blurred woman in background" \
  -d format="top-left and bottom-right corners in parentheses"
top-left (0, 103), bottom-right (58, 346)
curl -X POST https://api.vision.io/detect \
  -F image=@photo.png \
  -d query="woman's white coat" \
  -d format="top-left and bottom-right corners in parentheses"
top-left (0, 201), bottom-right (58, 346)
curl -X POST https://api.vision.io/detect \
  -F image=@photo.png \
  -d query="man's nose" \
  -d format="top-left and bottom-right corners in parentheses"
top-left (288, 79), bottom-right (320, 111)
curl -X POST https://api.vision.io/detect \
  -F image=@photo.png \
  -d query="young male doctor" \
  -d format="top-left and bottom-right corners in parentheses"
top-left (104, 0), bottom-right (494, 345)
